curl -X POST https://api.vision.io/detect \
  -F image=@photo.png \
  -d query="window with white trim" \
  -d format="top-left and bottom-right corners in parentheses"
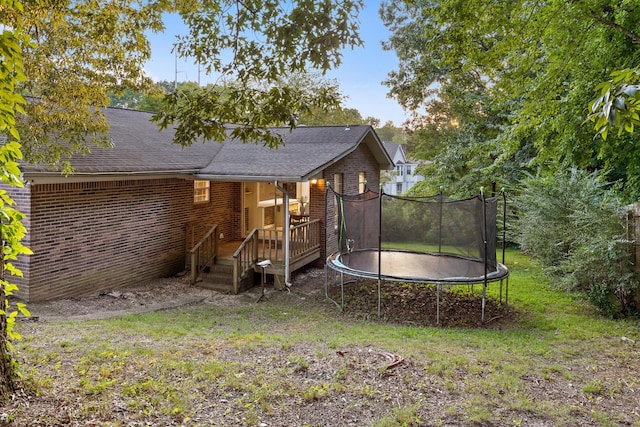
top-left (358, 171), bottom-right (366, 193)
top-left (194, 180), bottom-right (210, 203)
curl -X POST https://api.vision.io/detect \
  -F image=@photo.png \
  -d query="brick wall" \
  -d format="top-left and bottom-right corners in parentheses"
top-left (11, 178), bottom-right (239, 301)
top-left (309, 143), bottom-right (381, 262)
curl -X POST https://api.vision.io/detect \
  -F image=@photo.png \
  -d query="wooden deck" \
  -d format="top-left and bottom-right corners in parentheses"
top-left (189, 221), bottom-right (321, 293)
top-left (217, 241), bottom-right (243, 261)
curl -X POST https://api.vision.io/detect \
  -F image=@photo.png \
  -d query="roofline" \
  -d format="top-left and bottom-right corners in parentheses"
top-left (303, 127), bottom-right (395, 176)
top-left (194, 174), bottom-right (305, 183)
top-left (24, 170), bottom-right (198, 185)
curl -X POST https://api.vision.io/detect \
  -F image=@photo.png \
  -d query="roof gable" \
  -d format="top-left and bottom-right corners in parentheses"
top-left (198, 125), bottom-right (393, 181)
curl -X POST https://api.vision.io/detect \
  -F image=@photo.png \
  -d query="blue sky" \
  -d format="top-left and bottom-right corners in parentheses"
top-left (143, 1), bottom-right (408, 126)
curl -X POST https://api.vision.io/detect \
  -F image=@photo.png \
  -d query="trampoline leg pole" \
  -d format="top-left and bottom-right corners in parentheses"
top-left (481, 283), bottom-right (487, 323)
top-left (505, 277), bottom-right (509, 310)
top-left (324, 265), bottom-right (328, 299)
top-left (436, 284), bottom-right (440, 326)
top-left (377, 279), bottom-right (381, 318)
top-left (340, 272), bottom-right (345, 312)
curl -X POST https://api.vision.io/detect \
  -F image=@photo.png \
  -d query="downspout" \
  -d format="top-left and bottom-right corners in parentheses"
top-left (274, 181), bottom-right (291, 287)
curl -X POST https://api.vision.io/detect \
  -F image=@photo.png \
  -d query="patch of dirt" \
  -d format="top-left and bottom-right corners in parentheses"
top-left (6, 267), bottom-right (637, 427)
top-left (24, 267), bottom-right (514, 328)
top-left (23, 274), bottom-right (242, 322)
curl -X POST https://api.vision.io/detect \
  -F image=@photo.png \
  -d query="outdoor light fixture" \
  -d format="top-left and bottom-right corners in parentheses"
top-left (310, 179), bottom-right (318, 184)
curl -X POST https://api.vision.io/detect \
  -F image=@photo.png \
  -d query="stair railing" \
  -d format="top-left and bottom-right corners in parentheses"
top-left (189, 224), bottom-right (218, 285)
top-left (232, 229), bottom-right (259, 293)
top-left (231, 220), bottom-right (322, 293)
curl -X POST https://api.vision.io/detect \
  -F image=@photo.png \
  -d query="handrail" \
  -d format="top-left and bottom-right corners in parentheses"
top-left (231, 219), bottom-right (321, 293)
top-left (232, 228), bottom-right (259, 294)
top-left (189, 224), bottom-right (218, 285)
top-left (289, 219), bottom-right (321, 258)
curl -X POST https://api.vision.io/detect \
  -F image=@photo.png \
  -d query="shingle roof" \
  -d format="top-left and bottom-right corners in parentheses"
top-left (197, 125), bottom-right (390, 181)
top-left (382, 141), bottom-right (401, 160)
top-left (20, 107), bottom-right (393, 180)
top-left (22, 108), bottom-right (222, 173)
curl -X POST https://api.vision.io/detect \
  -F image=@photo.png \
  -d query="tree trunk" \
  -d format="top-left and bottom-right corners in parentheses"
top-left (0, 258), bottom-right (15, 400)
top-left (0, 290), bottom-right (14, 400)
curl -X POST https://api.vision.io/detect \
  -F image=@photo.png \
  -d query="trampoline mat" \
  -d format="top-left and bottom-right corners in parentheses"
top-left (328, 250), bottom-right (508, 284)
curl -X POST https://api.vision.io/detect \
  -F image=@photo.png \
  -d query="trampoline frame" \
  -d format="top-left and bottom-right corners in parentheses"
top-left (324, 188), bottom-right (510, 325)
top-left (324, 249), bottom-right (509, 325)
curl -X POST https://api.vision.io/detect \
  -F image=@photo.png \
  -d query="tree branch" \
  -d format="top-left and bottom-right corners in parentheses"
top-left (589, 12), bottom-right (640, 43)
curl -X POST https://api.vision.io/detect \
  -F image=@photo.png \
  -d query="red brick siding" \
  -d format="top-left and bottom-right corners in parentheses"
top-left (308, 143), bottom-right (381, 262)
top-left (11, 178), bottom-right (239, 301)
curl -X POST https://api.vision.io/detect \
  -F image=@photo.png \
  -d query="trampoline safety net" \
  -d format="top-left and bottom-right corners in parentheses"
top-left (333, 189), bottom-right (502, 277)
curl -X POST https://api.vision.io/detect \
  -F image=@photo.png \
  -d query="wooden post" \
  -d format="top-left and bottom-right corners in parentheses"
top-left (626, 202), bottom-right (640, 311)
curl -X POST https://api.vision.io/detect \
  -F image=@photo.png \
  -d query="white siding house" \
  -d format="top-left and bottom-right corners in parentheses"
top-left (381, 142), bottom-right (426, 196)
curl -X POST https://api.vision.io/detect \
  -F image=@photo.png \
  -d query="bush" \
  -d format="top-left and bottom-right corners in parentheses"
top-left (514, 169), bottom-right (638, 317)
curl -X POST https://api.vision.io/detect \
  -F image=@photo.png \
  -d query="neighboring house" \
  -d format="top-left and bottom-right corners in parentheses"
top-left (7, 108), bottom-right (393, 302)
top-left (382, 142), bottom-right (426, 196)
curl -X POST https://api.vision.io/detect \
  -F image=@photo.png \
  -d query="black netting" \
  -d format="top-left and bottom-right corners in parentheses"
top-left (336, 189), bottom-right (380, 253)
top-left (330, 188), bottom-right (503, 275)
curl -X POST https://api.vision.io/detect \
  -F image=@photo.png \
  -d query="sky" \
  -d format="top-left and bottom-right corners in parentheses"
top-left (143, 1), bottom-right (408, 126)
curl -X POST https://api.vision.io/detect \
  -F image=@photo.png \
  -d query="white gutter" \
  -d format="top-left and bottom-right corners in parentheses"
top-left (274, 180), bottom-right (292, 288)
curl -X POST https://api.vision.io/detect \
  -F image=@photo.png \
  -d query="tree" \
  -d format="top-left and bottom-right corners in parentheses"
top-left (154, 0), bottom-right (364, 148)
top-left (375, 120), bottom-right (403, 142)
top-left (15, 0), bottom-right (167, 173)
top-left (1, 0), bottom-right (33, 399)
top-left (2, 0), bottom-right (364, 400)
top-left (588, 67), bottom-right (640, 140)
top-left (380, 0), bottom-right (640, 198)
top-left (12, 1), bottom-right (364, 171)
top-left (237, 71), bottom-right (362, 126)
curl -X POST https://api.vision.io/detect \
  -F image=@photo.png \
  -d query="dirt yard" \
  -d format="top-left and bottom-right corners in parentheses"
top-left (3, 267), bottom-right (638, 426)
top-left (25, 266), bottom-right (512, 327)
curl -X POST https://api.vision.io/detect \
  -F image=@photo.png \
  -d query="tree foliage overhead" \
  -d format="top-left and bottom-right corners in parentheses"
top-left (8, 0), bottom-right (363, 171)
top-left (155, 0), bottom-right (364, 148)
top-left (588, 67), bottom-right (640, 140)
top-left (381, 0), bottom-right (640, 197)
top-left (13, 0), bottom-right (167, 173)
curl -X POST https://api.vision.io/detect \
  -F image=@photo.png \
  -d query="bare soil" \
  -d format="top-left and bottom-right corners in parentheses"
top-left (2, 267), bottom-right (638, 426)
top-left (25, 267), bottom-right (513, 327)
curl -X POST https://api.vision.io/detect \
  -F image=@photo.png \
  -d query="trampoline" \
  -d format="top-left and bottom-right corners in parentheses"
top-left (324, 188), bottom-right (509, 324)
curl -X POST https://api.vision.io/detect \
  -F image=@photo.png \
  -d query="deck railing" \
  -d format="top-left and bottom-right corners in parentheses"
top-left (188, 223), bottom-right (218, 285)
top-left (232, 228), bottom-right (259, 294)
top-left (289, 219), bottom-right (321, 258)
top-left (231, 219), bottom-right (322, 292)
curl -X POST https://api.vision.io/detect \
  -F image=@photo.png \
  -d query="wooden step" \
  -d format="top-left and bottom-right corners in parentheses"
top-left (194, 280), bottom-right (234, 293)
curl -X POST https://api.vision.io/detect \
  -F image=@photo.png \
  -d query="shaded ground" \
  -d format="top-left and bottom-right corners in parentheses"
top-left (325, 275), bottom-right (514, 328)
top-left (24, 267), bottom-right (514, 328)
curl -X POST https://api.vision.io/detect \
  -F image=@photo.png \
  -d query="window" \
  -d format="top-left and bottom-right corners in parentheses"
top-left (333, 173), bottom-right (343, 193)
top-left (358, 172), bottom-right (366, 193)
top-left (406, 166), bottom-right (412, 175)
top-left (333, 173), bottom-right (343, 229)
top-left (396, 183), bottom-right (403, 194)
top-left (194, 180), bottom-right (210, 203)
top-left (396, 165), bottom-right (404, 176)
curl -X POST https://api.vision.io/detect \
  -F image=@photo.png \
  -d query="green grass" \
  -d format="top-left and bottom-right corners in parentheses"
top-left (7, 249), bottom-right (640, 426)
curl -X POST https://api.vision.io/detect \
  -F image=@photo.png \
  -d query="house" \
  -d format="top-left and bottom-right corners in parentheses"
top-left (381, 142), bottom-right (425, 196)
top-left (8, 107), bottom-right (393, 302)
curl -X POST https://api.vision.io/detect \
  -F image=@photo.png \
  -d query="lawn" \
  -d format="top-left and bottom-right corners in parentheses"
top-left (2, 250), bottom-right (639, 426)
